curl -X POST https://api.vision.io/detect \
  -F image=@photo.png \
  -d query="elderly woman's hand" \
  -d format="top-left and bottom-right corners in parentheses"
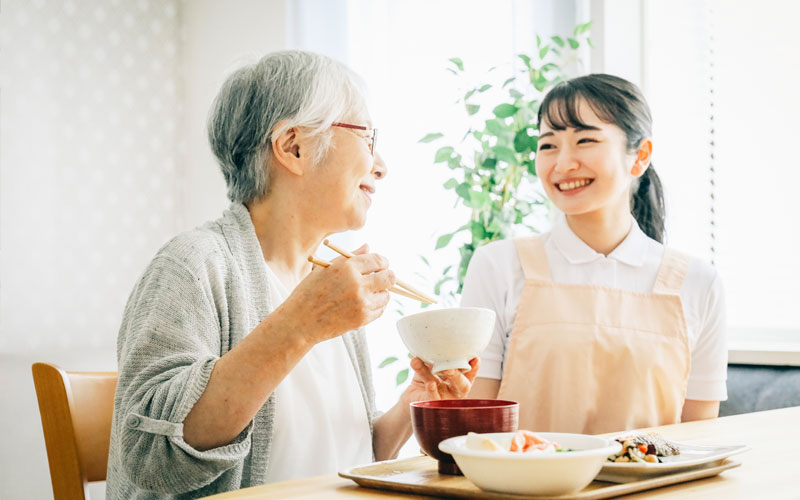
top-left (401, 357), bottom-right (480, 405)
top-left (282, 248), bottom-right (396, 345)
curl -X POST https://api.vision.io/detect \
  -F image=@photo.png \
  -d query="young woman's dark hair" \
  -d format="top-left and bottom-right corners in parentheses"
top-left (536, 74), bottom-right (665, 243)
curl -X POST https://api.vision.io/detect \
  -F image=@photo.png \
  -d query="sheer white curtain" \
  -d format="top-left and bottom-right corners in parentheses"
top-left (644, 0), bottom-right (800, 337)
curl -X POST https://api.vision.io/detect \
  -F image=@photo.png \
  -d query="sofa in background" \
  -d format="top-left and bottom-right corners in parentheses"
top-left (720, 364), bottom-right (800, 417)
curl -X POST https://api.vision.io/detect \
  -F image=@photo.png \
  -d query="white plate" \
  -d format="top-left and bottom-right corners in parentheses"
top-left (598, 442), bottom-right (751, 483)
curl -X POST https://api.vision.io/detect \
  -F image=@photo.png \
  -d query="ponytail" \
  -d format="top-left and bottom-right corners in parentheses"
top-left (631, 164), bottom-right (665, 243)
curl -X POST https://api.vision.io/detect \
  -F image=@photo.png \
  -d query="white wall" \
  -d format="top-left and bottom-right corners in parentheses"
top-left (0, 1), bottom-right (288, 499)
top-left (180, 0), bottom-right (288, 228)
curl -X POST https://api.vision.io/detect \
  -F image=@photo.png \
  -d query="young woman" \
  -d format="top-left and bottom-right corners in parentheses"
top-left (463, 74), bottom-right (727, 434)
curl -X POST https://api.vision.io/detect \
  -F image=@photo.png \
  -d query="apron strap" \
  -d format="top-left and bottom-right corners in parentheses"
top-left (513, 236), bottom-right (552, 282)
top-left (652, 248), bottom-right (691, 295)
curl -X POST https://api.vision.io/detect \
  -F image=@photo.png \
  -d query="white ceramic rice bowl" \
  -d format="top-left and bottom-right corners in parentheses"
top-left (396, 307), bottom-right (495, 374)
top-left (438, 432), bottom-right (622, 496)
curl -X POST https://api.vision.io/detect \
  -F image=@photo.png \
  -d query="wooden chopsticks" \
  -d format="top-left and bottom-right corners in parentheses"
top-left (307, 240), bottom-right (437, 305)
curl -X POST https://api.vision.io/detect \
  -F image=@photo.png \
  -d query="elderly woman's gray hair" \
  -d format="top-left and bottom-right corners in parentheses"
top-left (207, 50), bottom-right (368, 203)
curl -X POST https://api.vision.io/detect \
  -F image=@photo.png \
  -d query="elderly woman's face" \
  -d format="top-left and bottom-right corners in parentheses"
top-left (308, 113), bottom-right (387, 231)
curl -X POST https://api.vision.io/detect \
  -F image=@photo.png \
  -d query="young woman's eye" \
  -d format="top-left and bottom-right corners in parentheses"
top-left (577, 138), bottom-right (597, 144)
top-left (538, 143), bottom-right (554, 150)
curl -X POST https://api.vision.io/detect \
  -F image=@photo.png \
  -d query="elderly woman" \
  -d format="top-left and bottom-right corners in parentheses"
top-left (105, 50), bottom-right (478, 499)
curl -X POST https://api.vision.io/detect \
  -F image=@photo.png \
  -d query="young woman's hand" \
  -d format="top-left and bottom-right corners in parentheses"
top-left (282, 245), bottom-right (396, 345)
top-left (401, 357), bottom-right (480, 405)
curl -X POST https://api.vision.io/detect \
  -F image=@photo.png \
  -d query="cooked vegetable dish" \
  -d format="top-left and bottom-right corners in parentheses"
top-left (608, 432), bottom-right (680, 463)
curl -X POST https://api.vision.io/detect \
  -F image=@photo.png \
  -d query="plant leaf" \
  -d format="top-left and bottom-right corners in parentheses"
top-left (502, 76), bottom-right (516, 88)
top-left (443, 178), bottom-right (459, 189)
top-left (540, 63), bottom-right (559, 73)
top-left (493, 103), bottom-right (519, 118)
top-left (493, 146), bottom-right (517, 165)
top-left (551, 35), bottom-right (565, 47)
top-left (436, 232), bottom-right (454, 250)
top-left (470, 220), bottom-right (487, 240)
top-left (539, 45), bottom-right (550, 59)
top-left (419, 132), bottom-right (443, 143)
top-left (478, 84), bottom-right (492, 92)
top-left (434, 275), bottom-right (453, 295)
top-left (449, 57), bottom-right (464, 71)
top-left (469, 190), bottom-right (490, 210)
top-left (379, 356), bottom-right (398, 368)
top-left (574, 21), bottom-right (592, 36)
top-left (434, 146), bottom-right (454, 163)
top-left (485, 119), bottom-right (506, 137)
top-left (455, 182), bottom-right (471, 201)
top-left (513, 129), bottom-right (531, 153)
top-left (465, 103), bottom-right (480, 115)
top-left (568, 38), bottom-right (579, 49)
top-left (396, 368), bottom-right (409, 385)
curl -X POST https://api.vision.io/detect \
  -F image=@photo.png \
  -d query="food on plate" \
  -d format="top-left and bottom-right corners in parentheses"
top-left (607, 433), bottom-right (681, 463)
top-left (466, 430), bottom-right (576, 453)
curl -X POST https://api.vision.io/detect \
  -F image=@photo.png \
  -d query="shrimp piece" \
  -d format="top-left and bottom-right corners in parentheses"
top-left (510, 431), bottom-right (526, 452)
top-left (509, 430), bottom-right (554, 452)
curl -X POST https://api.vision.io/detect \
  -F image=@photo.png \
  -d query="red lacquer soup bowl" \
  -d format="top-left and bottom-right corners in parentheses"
top-left (410, 399), bottom-right (519, 475)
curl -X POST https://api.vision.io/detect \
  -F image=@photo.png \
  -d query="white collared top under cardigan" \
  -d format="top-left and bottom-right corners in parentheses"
top-left (461, 214), bottom-right (728, 402)
top-left (106, 203), bottom-right (378, 500)
top-left (262, 274), bottom-right (371, 483)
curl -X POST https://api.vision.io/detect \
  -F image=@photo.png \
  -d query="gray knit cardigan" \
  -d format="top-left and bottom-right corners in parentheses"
top-left (105, 203), bottom-right (379, 499)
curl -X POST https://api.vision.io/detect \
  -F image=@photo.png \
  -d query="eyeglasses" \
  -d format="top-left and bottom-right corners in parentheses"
top-left (331, 122), bottom-right (378, 156)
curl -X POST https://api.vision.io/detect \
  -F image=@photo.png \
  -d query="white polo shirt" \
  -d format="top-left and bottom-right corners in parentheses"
top-left (460, 215), bottom-right (728, 401)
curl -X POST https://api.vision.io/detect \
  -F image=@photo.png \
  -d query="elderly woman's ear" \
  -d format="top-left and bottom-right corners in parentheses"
top-left (271, 123), bottom-right (306, 177)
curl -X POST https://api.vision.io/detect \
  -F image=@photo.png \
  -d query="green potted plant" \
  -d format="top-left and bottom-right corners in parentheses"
top-left (422, 23), bottom-right (593, 300)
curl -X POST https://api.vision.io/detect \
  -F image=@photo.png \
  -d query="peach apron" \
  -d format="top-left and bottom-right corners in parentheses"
top-left (496, 236), bottom-right (691, 434)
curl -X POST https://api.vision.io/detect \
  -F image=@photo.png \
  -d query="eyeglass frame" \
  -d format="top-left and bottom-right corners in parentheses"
top-left (331, 122), bottom-right (378, 156)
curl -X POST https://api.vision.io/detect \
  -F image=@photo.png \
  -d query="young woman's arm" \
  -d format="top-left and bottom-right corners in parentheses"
top-left (468, 377), bottom-right (501, 399)
top-left (681, 399), bottom-right (720, 421)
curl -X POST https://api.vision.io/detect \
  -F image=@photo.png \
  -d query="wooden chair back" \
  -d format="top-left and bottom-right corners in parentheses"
top-left (32, 362), bottom-right (117, 500)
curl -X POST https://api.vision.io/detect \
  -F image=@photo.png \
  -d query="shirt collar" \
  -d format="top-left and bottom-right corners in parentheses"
top-left (550, 213), bottom-right (649, 267)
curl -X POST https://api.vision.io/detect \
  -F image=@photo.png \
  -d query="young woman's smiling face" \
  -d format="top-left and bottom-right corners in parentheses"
top-left (536, 98), bottom-right (642, 218)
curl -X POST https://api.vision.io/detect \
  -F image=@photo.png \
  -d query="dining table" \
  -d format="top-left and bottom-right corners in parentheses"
top-left (202, 406), bottom-right (800, 499)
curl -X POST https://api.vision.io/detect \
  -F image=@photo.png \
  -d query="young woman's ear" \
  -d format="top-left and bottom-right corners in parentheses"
top-left (271, 122), bottom-right (305, 177)
top-left (631, 138), bottom-right (653, 178)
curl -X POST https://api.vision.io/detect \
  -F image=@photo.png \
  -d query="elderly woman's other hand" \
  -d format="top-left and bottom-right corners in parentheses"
top-left (401, 357), bottom-right (480, 405)
top-left (281, 249), bottom-right (396, 346)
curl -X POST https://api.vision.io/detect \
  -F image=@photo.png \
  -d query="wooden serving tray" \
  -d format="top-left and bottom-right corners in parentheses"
top-left (339, 455), bottom-right (740, 499)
